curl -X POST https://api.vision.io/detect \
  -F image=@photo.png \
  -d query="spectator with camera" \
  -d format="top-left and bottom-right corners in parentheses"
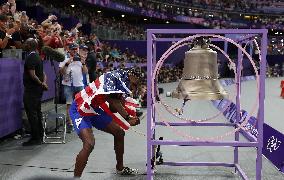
top-left (4, 18), bottom-right (23, 49)
top-left (59, 43), bottom-right (88, 133)
top-left (0, 14), bottom-right (15, 57)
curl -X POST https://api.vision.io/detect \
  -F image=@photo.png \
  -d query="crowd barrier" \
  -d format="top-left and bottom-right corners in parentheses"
top-left (0, 58), bottom-right (58, 138)
top-left (0, 59), bottom-right (23, 138)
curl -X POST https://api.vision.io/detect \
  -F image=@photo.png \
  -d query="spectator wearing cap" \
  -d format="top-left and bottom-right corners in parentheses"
top-left (59, 43), bottom-right (88, 133)
top-left (85, 40), bottom-right (97, 83)
top-left (0, 14), bottom-right (15, 57)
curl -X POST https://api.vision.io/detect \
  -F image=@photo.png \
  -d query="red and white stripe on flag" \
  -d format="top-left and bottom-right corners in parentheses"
top-left (100, 97), bottom-right (140, 130)
top-left (75, 76), bottom-right (104, 116)
top-left (75, 75), bottom-right (140, 130)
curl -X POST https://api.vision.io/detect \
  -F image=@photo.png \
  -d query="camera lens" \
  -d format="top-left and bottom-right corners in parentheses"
top-left (73, 55), bottom-right (81, 61)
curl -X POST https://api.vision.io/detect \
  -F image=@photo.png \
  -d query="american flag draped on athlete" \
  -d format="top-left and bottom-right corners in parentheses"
top-left (70, 69), bottom-right (142, 177)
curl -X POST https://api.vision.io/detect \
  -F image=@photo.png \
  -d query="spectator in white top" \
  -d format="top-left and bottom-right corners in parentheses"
top-left (59, 43), bottom-right (88, 133)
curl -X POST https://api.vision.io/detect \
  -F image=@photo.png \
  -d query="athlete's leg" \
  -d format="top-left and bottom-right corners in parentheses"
top-left (74, 128), bottom-right (95, 177)
top-left (101, 121), bottom-right (125, 171)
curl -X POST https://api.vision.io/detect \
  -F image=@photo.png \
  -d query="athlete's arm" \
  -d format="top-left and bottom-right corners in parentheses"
top-left (106, 94), bottom-right (139, 126)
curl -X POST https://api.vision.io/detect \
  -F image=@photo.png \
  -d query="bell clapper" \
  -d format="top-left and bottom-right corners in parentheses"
top-left (175, 99), bottom-right (190, 115)
top-left (175, 108), bottom-right (183, 115)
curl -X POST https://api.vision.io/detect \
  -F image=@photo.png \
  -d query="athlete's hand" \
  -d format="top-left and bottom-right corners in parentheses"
top-left (128, 116), bottom-right (140, 126)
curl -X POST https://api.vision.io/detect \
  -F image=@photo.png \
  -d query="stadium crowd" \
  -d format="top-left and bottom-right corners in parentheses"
top-left (1, 0), bottom-right (284, 81)
top-left (28, 0), bottom-right (284, 55)
top-left (114, 0), bottom-right (284, 30)
top-left (28, 0), bottom-right (145, 41)
top-left (117, 0), bottom-right (284, 14)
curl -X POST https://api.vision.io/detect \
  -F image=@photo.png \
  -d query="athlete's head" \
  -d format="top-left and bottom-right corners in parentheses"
top-left (103, 69), bottom-right (142, 98)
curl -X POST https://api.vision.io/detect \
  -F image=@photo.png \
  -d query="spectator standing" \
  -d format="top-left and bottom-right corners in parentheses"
top-left (59, 43), bottom-right (88, 133)
top-left (0, 14), bottom-right (15, 57)
top-left (23, 38), bottom-right (48, 146)
top-left (5, 19), bottom-right (22, 49)
top-left (85, 40), bottom-right (97, 83)
top-left (79, 44), bottom-right (89, 87)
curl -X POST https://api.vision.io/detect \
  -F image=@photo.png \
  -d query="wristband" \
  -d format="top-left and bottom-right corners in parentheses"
top-left (82, 63), bottom-right (86, 65)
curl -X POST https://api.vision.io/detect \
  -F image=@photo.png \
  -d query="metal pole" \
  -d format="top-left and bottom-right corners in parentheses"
top-left (256, 30), bottom-right (267, 180)
top-left (234, 43), bottom-right (242, 172)
top-left (51, 59), bottom-right (59, 134)
top-left (152, 36), bottom-right (157, 167)
top-left (147, 29), bottom-right (264, 34)
top-left (147, 30), bottom-right (154, 180)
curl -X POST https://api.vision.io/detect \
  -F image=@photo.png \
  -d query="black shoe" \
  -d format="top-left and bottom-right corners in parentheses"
top-left (22, 139), bottom-right (42, 146)
top-left (66, 124), bottom-right (73, 134)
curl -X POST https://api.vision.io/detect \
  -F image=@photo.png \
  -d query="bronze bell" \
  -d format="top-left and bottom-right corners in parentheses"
top-left (168, 38), bottom-right (228, 100)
